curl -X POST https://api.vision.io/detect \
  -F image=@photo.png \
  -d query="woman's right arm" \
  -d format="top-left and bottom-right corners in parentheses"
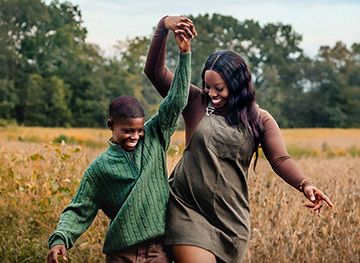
top-left (144, 16), bottom-right (197, 98)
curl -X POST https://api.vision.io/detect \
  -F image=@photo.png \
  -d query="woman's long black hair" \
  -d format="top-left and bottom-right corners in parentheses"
top-left (201, 50), bottom-right (263, 157)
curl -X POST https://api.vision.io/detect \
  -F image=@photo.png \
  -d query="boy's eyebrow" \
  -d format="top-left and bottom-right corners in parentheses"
top-left (122, 127), bottom-right (144, 130)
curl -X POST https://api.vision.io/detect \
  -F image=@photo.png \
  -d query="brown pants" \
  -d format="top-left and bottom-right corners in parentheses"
top-left (105, 239), bottom-right (170, 263)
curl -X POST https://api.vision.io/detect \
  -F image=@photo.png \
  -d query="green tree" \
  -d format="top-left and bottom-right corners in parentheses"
top-left (0, 0), bottom-right (48, 122)
top-left (115, 37), bottom-right (161, 116)
top-left (46, 76), bottom-right (72, 126)
top-left (344, 44), bottom-right (360, 127)
top-left (294, 42), bottom-right (357, 127)
top-left (1, 4), bottom-right (359, 128)
top-left (23, 73), bottom-right (47, 125)
top-left (1, 0), bottom-right (116, 126)
top-left (0, 79), bottom-right (18, 120)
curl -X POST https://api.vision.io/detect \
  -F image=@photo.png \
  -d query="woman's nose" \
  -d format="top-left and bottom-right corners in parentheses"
top-left (208, 87), bottom-right (217, 97)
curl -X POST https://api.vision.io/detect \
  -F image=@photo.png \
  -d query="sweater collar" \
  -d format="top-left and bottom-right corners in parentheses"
top-left (107, 140), bottom-right (132, 157)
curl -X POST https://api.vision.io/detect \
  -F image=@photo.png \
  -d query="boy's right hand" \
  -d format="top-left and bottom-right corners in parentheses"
top-left (165, 15), bottom-right (197, 39)
top-left (174, 29), bottom-right (193, 53)
top-left (47, 245), bottom-right (67, 263)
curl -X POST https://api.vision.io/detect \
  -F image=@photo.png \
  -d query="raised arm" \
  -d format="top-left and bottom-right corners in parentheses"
top-left (260, 110), bottom-right (333, 213)
top-left (150, 30), bottom-right (192, 149)
top-left (144, 16), bottom-right (196, 98)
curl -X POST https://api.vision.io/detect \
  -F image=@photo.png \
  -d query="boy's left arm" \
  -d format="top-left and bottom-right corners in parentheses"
top-left (156, 51), bottom-right (191, 149)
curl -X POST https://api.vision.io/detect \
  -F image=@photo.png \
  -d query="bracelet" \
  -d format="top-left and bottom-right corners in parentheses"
top-left (298, 178), bottom-right (311, 192)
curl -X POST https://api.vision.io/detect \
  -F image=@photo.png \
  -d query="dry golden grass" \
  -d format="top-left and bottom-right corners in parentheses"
top-left (2, 126), bottom-right (359, 149)
top-left (245, 157), bottom-right (360, 262)
top-left (0, 127), bottom-right (359, 262)
top-left (281, 128), bottom-right (360, 148)
top-left (0, 126), bottom-right (110, 148)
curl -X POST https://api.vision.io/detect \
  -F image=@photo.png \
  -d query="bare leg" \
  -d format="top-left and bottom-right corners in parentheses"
top-left (172, 245), bottom-right (217, 263)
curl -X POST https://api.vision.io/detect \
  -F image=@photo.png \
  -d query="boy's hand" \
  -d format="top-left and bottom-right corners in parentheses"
top-left (47, 245), bottom-right (67, 263)
top-left (174, 29), bottom-right (192, 53)
top-left (164, 15), bottom-right (197, 39)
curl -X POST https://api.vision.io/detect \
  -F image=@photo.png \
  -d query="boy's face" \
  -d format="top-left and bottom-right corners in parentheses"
top-left (109, 117), bottom-right (145, 151)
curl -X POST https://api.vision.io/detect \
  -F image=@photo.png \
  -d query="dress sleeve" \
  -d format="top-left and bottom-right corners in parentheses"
top-left (144, 16), bottom-right (202, 100)
top-left (48, 173), bottom-right (99, 249)
top-left (144, 16), bottom-right (174, 98)
top-left (260, 110), bottom-right (306, 190)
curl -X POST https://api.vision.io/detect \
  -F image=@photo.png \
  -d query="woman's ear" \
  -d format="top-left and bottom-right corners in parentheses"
top-left (107, 118), bottom-right (114, 130)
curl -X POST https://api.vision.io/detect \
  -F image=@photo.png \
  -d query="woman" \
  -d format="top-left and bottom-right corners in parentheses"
top-left (144, 16), bottom-right (333, 263)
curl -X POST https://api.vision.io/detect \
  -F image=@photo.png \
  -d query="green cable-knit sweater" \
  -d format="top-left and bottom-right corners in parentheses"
top-left (48, 52), bottom-right (191, 254)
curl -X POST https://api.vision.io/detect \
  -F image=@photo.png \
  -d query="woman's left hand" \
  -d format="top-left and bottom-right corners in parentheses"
top-left (303, 185), bottom-right (333, 215)
top-left (165, 15), bottom-right (197, 38)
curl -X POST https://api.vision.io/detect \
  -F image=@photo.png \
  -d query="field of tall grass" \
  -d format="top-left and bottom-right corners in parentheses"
top-left (0, 126), bottom-right (359, 262)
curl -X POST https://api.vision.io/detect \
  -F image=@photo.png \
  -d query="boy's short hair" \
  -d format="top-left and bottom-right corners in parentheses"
top-left (109, 96), bottom-right (145, 120)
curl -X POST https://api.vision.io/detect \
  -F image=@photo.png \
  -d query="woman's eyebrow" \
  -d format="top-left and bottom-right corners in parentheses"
top-left (204, 81), bottom-right (225, 86)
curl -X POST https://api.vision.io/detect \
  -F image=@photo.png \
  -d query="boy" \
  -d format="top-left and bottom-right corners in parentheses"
top-left (47, 28), bottom-right (193, 263)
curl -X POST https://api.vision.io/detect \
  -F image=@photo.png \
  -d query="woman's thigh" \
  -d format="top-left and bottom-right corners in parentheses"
top-left (171, 245), bottom-right (217, 263)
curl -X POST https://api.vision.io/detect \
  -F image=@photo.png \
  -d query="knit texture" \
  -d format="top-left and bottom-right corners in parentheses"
top-left (48, 52), bottom-right (191, 254)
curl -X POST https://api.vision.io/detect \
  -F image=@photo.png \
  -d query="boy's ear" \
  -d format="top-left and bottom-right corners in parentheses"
top-left (107, 118), bottom-right (114, 130)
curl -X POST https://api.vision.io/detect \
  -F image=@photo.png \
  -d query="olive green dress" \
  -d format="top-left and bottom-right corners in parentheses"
top-left (165, 112), bottom-right (255, 262)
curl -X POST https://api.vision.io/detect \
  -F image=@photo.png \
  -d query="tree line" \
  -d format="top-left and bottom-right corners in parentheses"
top-left (1, 0), bottom-right (359, 128)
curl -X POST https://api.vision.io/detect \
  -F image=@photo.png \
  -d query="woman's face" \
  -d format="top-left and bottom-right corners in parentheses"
top-left (204, 70), bottom-right (229, 108)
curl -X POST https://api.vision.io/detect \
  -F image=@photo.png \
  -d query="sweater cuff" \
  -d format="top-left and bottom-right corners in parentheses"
top-left (48, 237), bottom-right (66, 249)
top-left (48, 232), bottom-right (70, 249)
top-left (179, 51), bottom-right (191, 59)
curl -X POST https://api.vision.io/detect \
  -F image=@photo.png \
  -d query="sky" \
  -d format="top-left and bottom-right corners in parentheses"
top-left (56, 0), bottom-right (360, 57)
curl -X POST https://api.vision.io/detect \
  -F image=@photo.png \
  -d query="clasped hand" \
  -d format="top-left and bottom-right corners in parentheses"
top-left (165, 16), bottom-right (198, 53)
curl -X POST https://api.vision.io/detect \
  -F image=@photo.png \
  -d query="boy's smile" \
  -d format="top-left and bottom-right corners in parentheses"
top-left (110, 117), bottom-right (145, 151)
